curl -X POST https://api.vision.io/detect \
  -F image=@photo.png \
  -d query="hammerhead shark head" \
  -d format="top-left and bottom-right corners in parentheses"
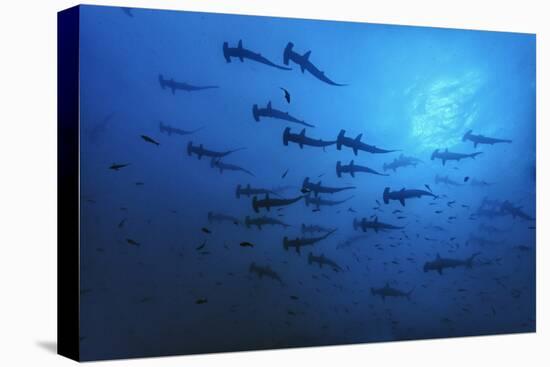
top-left (252, 194), bottom-right (304, 213)
top-left (434, 175), bottom-right (463, 186)
top-left (383, 154), bottom-right (422, 172)
top-left (187, 141), bottom-right (244, 160)
top-left (336, 160), bottom-right (389, 178)
top-left (431, 148), bottom-right (482, 166)
top-left (308, 252), bottom-right (342, 272)
top-left (236, 184), bottom-right (277, 199)
top-left (210, 158), bottom-right (254, 176)
top-left (252, 101), bottom-right (314, 127)
top-left (249, 262), bottom-right (283, 284)
top-left (301, 223), bottom-right (335, 234)
top-left (245, 215), bottom-right (290, 230)
top-left (283, 42), bottom-right (346, 86)
top-left (371, 283), bottom-right (414, 301)
top-left (158, 74), bottom-right (218, 94)
top-left (500, 200), bottom-right (535, 221)
top-left (283, 128), bottom-right (335, 150)
top-left (305, 194), bottom-right (353, 210)
top-left (423, 252), bottom-right (481, 275)
top-left (207, 211), bottom-right (240, 225)
top-left (353, 217), bottom-right (404, 233)
top-left (336, 130), bottom-right (398, 155)
top-left (383, 187), bottom-right (437, 206)
top-left (283, 229), bottom-right (336, 254)
top-left (463, 130), bottom-right (512, 148)
top-left (159, 121), bottom-right (203, 136)
top-left (302, 177), bottom-right (355, 197)
top-left (223, 40), bottom-right (291, 70)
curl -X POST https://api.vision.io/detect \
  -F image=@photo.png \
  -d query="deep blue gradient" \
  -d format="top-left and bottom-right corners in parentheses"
top-left (78, 5), bottom-right (535, 361)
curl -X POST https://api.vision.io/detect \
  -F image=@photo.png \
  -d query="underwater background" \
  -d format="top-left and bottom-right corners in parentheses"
top-left (77, 5), bottom-right (536, 361)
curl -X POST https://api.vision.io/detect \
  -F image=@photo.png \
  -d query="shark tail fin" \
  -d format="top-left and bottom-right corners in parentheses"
top-left (283, 42), bottom-right (294, 65)
top-left (336, 161), bottom-right (342, 178)
top-left (236, 184), bottom-right (241, 199)
top-left (336, 130), bottom-right (345, 150)
top-left (222, 42), bottom-right (231, 63)
top-left (283, 127), bottom-right (291, 146)
top-left (383, 187), bottom-right (390, 204)
top-left (467, 252), bottom-right (481, 268)
top-left (252, 104), bottom-right (260, 122)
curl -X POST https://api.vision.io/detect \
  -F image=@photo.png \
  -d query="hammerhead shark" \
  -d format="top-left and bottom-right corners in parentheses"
top-left (236, 184), bottom-right (278, 199)
top-left (245, 215), bottom-right (290, 230)
top-left (158, 74), bottom-right (218, 94)
top-left (383, 187), bottom-right (437, 206)
top-left (423, 252), bottom-right (481, 275)
top-left (187, 141), bottom-right (244, 160)
top-left (301, 223), bottom-right (335, 234)
top-left (207, 211), bottom-right (240, 226)
top-left (210, 158), bottom-right (254, 176)
top-left (383, 154), bottom-right (422, 172)
top-left (305, 194), bottom-right (353, 210)
top-left (223, 40), bottom-right (291, 70)
top-left (283, 229), bottom-right (336, 254)
top-left (431, 148), bottom-right (483, 166)
top-left (302, 177), bottom-right (355, 197)
top-left (371, 283), bottom-right (414, 301)
top-left (500, 200), bottom-right (535, 221)
top-left (252, 101), bottom-right (314, 127)
top-left (435, 175), bottom-right (463, 186)
top-left (249, 262), bottom-right (283, 284)
top-left (252, 194), bottom-right (304, 213)
top-left (159, 121), bottom-right (203, 136)
top-left (308, 252), bottom-right (342, 272)
top-left (463, 130), bottom-right (512, 148)
top-left (282, 128), bottom-right (335, 150)
top-left (336, 160), bottom-right (389, 178)
top-left (283, 42), bottom-right (346, 86)
top-left (336, 130), bottom-right (398, 155)
top-left (353, 217), bottom-right (404, 233)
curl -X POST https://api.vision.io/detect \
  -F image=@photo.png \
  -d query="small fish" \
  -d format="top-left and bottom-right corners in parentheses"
top-left (109, 163), bottom-right (130, 171)
top-left (425, 184), bottom-right (432, 192)
top-left (126, 238), bottom-right (140, 246)
top-left (435, 210), bottom-right (443, 214)
top-left (118, 218), bottom-right (127, 228)
top-left (312, 208), bottom-right (321, 212)
top-left (464, 176), bottom-right (470, 182)
top-left (196, 241), bottom-right (206, 250)
top-left (393, 210), bottom-right (403, 214)
top-left (376, 200), bottom-right (381, 206)
top-left (135, 182), bottom-right (144, 186)
top-left (280, 87), bottom-right (291, 103)
top-left (448, 216), bottom-right (457, 220)
top-left (397, 216), bottom-right (406, 219)
top-left (281, 169), bottom-right (289, 178)
top-left (318, 173), bottom-right (325, 178)
top-left (201, 227), bottom-right (211, 234)
top-left (290, 295), bottom-right (299, 300)
top-left (195, 298), bottom-right (208, 304)
top-left (240, 242), bottom-right (254, 248)
top-left (447, 201), bottom-right (456, 207)
top-left (348, 207), bottom-right (356, 213)
top-left (140, 135), bottom-right (159, 146)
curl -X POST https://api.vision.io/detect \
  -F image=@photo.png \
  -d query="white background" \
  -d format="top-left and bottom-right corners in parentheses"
top-left (0, 0), bottom-right (548, 365)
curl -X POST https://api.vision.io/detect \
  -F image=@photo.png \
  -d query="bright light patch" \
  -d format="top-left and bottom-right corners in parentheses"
top-left (409, 71), bottom-right (483, 150)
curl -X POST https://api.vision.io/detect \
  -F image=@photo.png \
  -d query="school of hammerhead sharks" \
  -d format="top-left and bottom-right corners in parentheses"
top-left (87, 10), bottom-right (536, 345)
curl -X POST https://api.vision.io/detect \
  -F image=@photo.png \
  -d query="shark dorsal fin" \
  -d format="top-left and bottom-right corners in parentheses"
top-left (300, 128), bottom-right (306, 137)
top-left (374, 216), bottom-right (378, 223)
top-left (304, 50), bottom-right (311, 60)
top-left (445, 148), bottom-right (449, 153)
top-left (350, 160), bottom-right (354, 166)
top-left (401, 187), bottom-right (406, 191)
top-left (267, 101), bottom-right (272, 110)
top-left (247, 184), bottom-right (251, 190)
top-left (436, 253), bottom-right (441, 259)
top-left (355, 134), bottom-right (363, 142)
top-left (238, 40), bottom-right (243, 49)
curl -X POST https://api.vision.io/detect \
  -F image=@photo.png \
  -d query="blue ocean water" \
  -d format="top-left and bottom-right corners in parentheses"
top-left (77, 5), bottom-right (536, 361)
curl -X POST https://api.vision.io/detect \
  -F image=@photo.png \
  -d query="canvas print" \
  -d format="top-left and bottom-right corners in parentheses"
top-left (64, 4), bottom-right (536, 361)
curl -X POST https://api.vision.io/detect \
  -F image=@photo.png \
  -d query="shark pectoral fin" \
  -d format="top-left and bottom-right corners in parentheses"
top-left (437, 269), bottom-right (442, 275)
top-left (442, 159), bottom-right (446, 166)
top-left (400, 198), bottom-right (405, 206)
top-left (300, 65), bottom-right (305, 73)
top-left (350, 171), bottom-right (355, 178)
top-left (299, 143), bottom-right (303, 149)
top-left (353, 147), bottom-right (358, 155)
